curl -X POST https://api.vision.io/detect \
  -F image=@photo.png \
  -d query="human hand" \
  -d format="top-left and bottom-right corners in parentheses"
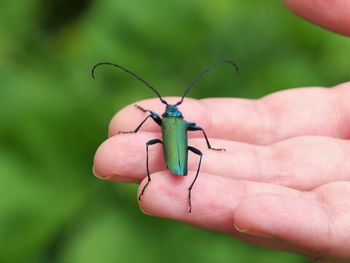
top-left (93, 1), bottom-right (350, 261)
top-left (94, 83), bottom-right (350, 261)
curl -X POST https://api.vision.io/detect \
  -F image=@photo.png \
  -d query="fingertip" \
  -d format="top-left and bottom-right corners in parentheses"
top-left (108, 98), bottom-right (169, 137)
top-left (137, 172), bottom-right (188, 218)
top-left (93, 136), bottom-right (142, 182)
top-left (283, 0), bottom-right (350, 36)
top-left (92, 164), bottom-right (111, 180)
top-left (108, 103), bottom-right (143, 137)
top-left (93, 139), bottom-right (116, 180)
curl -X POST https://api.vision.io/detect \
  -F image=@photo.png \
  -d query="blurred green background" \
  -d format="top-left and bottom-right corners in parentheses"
top-left (1, 0), bottom-right (349, 262)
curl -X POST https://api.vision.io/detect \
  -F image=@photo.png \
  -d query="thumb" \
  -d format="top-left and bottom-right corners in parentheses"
top-left (284, 0), bottom-right (350, 36)
top-left (233, 193), bottom-right (347, 261)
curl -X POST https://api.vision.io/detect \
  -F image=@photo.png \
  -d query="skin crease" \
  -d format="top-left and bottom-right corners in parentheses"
top-left (93, 1), bottom-right (350, 262)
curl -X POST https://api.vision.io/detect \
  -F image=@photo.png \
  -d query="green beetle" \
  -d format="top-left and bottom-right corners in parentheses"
top-left (92, 60), bottom-right (238, 212)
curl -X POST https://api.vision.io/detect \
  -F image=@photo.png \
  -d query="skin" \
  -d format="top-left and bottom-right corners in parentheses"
top-left (93, 1), bottom-right (350, 261)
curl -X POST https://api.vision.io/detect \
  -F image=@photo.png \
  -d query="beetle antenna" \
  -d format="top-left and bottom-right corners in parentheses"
top-left (175, 59), bottom-right (239, 106)
top-left (92, 62), bottom-right (168, 105)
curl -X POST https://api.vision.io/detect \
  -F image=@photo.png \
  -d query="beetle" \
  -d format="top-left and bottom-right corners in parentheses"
top-left (92, 60), bottom-right (238, 212)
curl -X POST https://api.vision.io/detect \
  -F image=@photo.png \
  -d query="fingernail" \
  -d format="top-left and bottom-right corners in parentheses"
top-left (139, 206), bottom-right (154, 216)
top-left (92, 166), bottom-right (110, 180)
top-left (234, 224), bottom-right (273, 238)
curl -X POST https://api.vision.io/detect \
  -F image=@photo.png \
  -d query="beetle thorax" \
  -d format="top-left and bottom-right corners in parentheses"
top-left (162, 104), bottom-right (183, 118)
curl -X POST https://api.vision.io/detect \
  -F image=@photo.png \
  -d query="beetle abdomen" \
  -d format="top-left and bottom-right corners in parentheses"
top-left (161, 117), bottom-right (188, 175)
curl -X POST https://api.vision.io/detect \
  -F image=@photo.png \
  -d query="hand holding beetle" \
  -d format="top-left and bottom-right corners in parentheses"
top-left (94, 1), bottom-right (350, 261)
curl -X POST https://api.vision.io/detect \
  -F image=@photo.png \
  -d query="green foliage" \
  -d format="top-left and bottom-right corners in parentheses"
top-left (1, 0), bottom-right (348, 262)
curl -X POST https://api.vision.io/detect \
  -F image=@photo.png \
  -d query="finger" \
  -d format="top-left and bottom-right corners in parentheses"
top-left (233, 182), bottom-right (350, 260)
top-left (93, 132), bottom-right (227, 182)
top-left (284, 0), bottom-right (350, 36)
top-left (136, 170), bottom-right (301, 251)
top-left (93, 132), bottom-right (350, 190)
top-left (93, 132), bottom-right (164, 183)
top-left (109, 82), bottom-right (350, 144)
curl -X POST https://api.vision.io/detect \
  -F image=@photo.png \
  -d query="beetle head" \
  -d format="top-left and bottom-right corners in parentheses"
top-left (162, 104), bottom-right (183, 118)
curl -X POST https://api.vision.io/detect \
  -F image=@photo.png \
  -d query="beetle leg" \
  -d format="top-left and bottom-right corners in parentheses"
top-left (134, 104), bottom-right (151, 113)
top-left (187, 123), bottom-right (225, 151)
top-left (187, 146), bottom-right (203, 213)
top-left (138, 139), bottom-right (163, 201)
top-left (134, 104), bottom-right (162, 126)
top-left (118, 105), bottom-right (162, 134)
